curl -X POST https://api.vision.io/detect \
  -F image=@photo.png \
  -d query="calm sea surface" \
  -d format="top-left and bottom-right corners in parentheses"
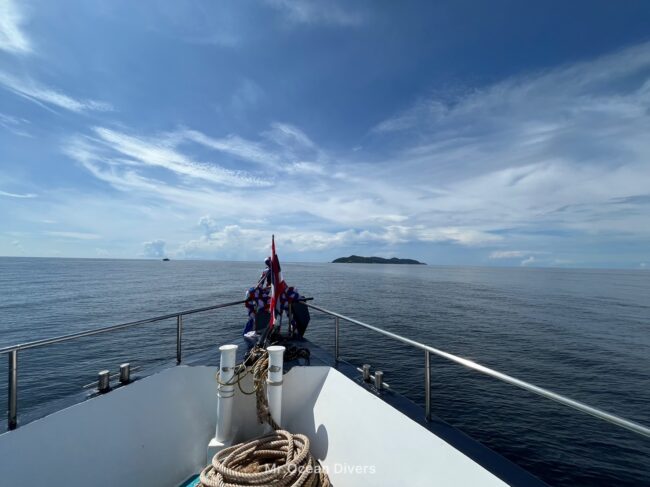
top-left (0, 257), bottom-right (648, 486)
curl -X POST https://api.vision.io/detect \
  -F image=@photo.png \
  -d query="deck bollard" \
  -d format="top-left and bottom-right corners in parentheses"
top-left (208, 344), bottom-right (238, 460)
top-left (267, 346), bottom-right (285, 428)
top-left (362, 364), bottom-right (371, 382)
top-left (97, 370), bottom-right (110, 393)
top-left (374, 370), bottom-right (384, 390)
top-left (119, 363), bottom-right (131, 384)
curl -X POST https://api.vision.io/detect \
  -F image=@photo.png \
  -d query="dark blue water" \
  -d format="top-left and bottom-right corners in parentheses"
top-left (0, 258), bottom-right (648, 486)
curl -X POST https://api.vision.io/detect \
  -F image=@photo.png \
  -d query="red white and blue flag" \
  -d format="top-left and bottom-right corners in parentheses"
top-left (268, 235), bottom-right (287, 330)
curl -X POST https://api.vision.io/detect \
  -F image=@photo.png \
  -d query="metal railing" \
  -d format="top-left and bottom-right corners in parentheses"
top-left (306, 303), bottom-right (650, 440)
top-left (2, 299), bottom-right (649, 441)
top-left (0, 299), bottom-right (245, 430)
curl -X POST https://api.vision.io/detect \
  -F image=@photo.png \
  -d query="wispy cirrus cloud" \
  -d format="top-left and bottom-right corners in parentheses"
top-left (0, 71), bottom-right (113, 113)
top-left (265, 0), bottom-right (365, 26)
top-left (0, 1), bottom-right (113, 116)
top-left (143, 2), bottom-right (245, 48)
top-left (0, 0), bottom-right (31, 55)
top-left (180, 129), bottom-right (279, 168)
top-left (45, 231), bottom-right (101, 240)
top-left (369, 42), bottom-right (650, 243)
top-left (66, 121), bottom-right (335, 196)
top-left (263, 122), bottom-right (316, 150)
top-left (179, 122), bottom-right (323, 170)
top-left (0, 189), bottom-right (37, 198)
top-left (75, 127), bottom-right (271, 188)
top-left (0, 112), bottom-right (32, 137)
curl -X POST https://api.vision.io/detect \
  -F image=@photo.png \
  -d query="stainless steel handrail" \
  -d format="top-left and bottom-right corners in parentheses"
top-left (2, 299), bottom-right (245, 430)
top-left (306, 302), bottom-right (650, 440)
top-left (0, 299), bottom-right (245, 354)
top-left (4, 298), bottom-right (649, 440)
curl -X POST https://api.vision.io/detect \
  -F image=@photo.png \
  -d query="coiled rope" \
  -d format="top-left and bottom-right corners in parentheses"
top-left (202, 347), bottom-right (330, 486)
top-left (198, 430), bottom-right (330, 487)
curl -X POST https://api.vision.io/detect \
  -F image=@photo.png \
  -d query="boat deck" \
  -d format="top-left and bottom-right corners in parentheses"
top-left (0, 335), bottom-right (546, 486)
top-left (174, 335), bottom-right (545, 486)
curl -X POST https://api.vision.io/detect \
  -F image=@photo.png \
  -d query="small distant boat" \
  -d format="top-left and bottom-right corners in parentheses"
top-left (162, 257), bottom-right (170, 261)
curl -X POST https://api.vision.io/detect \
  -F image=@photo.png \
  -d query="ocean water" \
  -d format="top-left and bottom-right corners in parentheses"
top-left (0, 257), bottom-right (648, 486)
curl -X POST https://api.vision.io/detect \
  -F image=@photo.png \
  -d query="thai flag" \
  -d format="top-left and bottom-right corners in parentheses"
top-left (269, 235), bottom-right (287, 330)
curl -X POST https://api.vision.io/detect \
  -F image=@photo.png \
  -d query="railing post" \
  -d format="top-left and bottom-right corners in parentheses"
top-left (425, 350), bottom-right (431, 422)
top-left (8, 349), bottom-right (17, 430)
top-left (176, 315), bottom-right (183, 365)
top-left (334, 317), bottom-right (340, 362)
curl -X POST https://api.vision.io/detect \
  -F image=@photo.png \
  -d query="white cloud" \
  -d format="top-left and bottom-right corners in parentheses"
top-left (65, 147), bottom-right (251, 216)
top-left (415, 227), bottom-right (501, 246)
top-left (178, 123), bottom-right (327, 173)
top-left (490, 250), bottom-right (529, 259)
top-left (0, 112), bottom-right (32, 137)
top-left (181, 129), bottom-right (278, 167)
top-left (46, 231), bottom-right (101, 240)
top-left (0, 71), bottom-right (113, 113)
top-left (491, 251), bottom-right (567, 267)
top-left (198, 215), bottom-right (218, 236)
top-left (95, 248), bottom-right (109, 257)
top-left (264, 122), bottom-right (315, 150)
top-left (0, 0), bottom-right (31, 54)
top-left (265, 0), bottom-right (364, 26)
top-left (372, 99), bottom-right (449, 134)
top-left (179, 220), bottom-right (499, 259)
top-left (369, 41), bottom-right (650, 243)
top-left (289, 161), bottom-right (325, 174)
top-left (0, 189), bottom-right (36, 198)
top-left (147, 2), bottom-right (244, 48)
top-left (55, 43), bottom-right (650, 262)
top-left (143, 239), bottom-right (166, 258)
top-left (180, 225), bottom-right (362, 257)
top-left (0, 113), bottom-right (23, 125)
top-left (64, 122), bottom-right (341, 221)
top-left (489, 250), bottom-right (550, 259)
top-left (88, 127), bottom-right (271, 187)
top-left (521, 256), bottom-right (537, 266)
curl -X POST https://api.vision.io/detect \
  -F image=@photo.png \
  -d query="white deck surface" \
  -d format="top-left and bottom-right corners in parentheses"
top-left (0, 363), bottom-right (509, 486)
top-left (283, 366), bottom-right (508, 486)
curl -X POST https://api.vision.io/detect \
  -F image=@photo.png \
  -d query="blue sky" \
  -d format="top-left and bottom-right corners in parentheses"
top-left (1, 0), bottom-right (650, 267)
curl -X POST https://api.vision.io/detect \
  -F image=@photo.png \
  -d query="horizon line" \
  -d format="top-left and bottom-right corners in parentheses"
top-left (0, 254), bottom-right (647, 271)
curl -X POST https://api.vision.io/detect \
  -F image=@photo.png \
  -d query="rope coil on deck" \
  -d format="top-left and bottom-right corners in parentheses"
top-left (203, 346), bottom-right (330, 487)
top-left (199, 429), bottom-right (330, 487)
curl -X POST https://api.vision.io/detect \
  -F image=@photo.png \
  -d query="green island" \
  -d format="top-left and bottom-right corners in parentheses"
top-left (332, 255), bottom-right (426, 265)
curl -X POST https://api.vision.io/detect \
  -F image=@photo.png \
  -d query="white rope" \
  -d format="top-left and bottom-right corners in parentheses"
top-left (203, 348), bottom-right (331, 487)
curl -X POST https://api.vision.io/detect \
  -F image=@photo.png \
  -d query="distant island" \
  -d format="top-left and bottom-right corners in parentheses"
top-left (332, 255), bottom-right (426, 265)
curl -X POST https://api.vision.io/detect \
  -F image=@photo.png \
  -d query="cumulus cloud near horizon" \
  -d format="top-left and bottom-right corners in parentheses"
top-left (143, 239), bottom-right (167, 258)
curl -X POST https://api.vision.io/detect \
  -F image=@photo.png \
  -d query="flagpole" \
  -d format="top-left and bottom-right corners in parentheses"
top-left (269, 234), bottom-right (276, 331)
